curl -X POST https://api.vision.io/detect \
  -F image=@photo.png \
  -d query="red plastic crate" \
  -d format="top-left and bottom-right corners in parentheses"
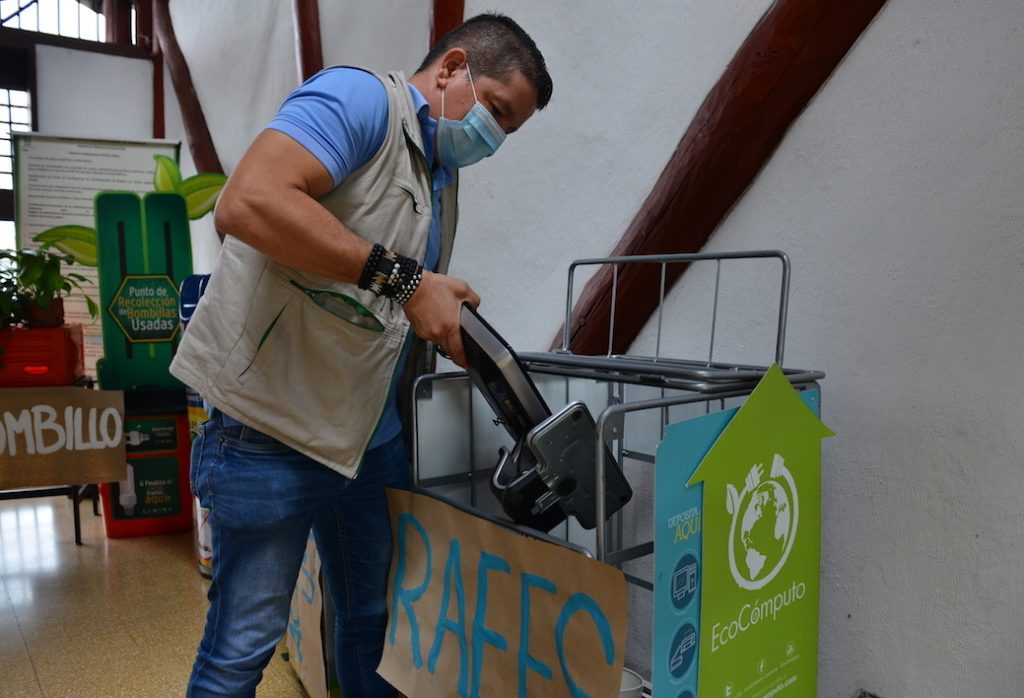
top-left (0, 324), bottom-right (85, 387)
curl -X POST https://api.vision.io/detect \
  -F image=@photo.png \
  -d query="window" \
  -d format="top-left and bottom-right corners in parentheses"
top-left (0, 219), bottom-right (13, 249)
top-left (1, 0), bottom-right (146, 246)
top-left (0, 88), bottom-right (28, 248)
top-left (0, 87), bottom-right (30, 190)
top-left (1, 0), bottom-right (110, 43)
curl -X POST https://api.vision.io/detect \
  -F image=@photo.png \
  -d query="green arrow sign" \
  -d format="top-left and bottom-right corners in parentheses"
top-left (107, 274), bottom-right (181, 343)
top-left (688, 365), bottom-right (833, 698)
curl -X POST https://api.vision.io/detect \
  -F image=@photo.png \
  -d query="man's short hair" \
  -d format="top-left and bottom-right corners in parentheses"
top-left (418, 13), bottom-right (553, 110)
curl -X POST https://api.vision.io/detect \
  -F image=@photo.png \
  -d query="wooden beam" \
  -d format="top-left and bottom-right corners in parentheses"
top-left (292, 0), bottom-right (323, 82)
top-left (151, 0), bottom-right (223, 174)
top-left (560, 0), bottom-right (888, 355)
top-left (0, 192), bottom-right (12, 221)
top-left (431, 0), bottom-right (464, 47)
top-left (152, 48), bottom-right (164, 139)
top-left (133, 0), bottom-right (153, 51)
top-left (151, 22), bottom-right (164, 138)
top-left (102, 0), bottom-right (132, 46)
top-left (0, 41), bottom-right (31, 90)
top-left (128, 0), bottom-right (161, 138)
top-left (0, 25), bottom-right (148, 59)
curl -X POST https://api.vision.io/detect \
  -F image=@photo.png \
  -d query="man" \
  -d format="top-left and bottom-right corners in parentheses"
top-left (170, 13), bottom-right (552, 698)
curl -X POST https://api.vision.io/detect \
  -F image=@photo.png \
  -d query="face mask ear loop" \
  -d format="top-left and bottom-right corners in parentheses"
top-left (440, 80), bottom-right (446, 120)
top-left (466, 62), bottom-right (479, 103)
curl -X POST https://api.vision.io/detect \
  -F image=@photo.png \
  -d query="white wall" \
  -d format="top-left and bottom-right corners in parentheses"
top-left (168, 0), bottom-right (428, 272)
top-left (34, 44), bottom-right (151, 139)
top-left (168, 0), bottom-right (298, 176)
top-left (318, 0), bottom-right (431, 76)
top-left (168, 0), bottom-right (430, 172)
top-left (3, 46), bottom-right (152, 249)
top-left (632, 1), bottom-right (1024, 696)
top-left (450, 0), bottom-right (775, 350)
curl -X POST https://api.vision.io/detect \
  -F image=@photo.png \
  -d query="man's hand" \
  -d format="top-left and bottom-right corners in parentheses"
top-left (402, 271), bottom-right (480, 368)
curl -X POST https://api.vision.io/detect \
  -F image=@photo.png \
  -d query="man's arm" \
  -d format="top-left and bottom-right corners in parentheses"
top-left (214, 129), bottom-right (478, 365)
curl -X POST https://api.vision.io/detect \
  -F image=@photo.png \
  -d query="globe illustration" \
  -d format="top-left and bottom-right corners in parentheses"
top-left (737, 480), bottom-right (791, 581)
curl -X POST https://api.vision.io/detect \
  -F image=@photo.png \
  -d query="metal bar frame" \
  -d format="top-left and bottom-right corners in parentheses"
top-left (592, 381), bottom-right (819, 561)
top-left (561, 250), bottom-right (791, 366)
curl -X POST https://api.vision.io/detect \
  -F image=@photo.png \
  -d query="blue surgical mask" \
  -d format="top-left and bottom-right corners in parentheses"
top-left (436, 63), bottom-right (506, 168)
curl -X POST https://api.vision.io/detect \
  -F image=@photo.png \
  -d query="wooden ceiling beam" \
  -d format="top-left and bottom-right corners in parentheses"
top-left (431, 0), bottom-right (464, 47)
top-left (292, 0), bottom-right (323, 82)
top-left (102, 0), bottom-right (132, 46)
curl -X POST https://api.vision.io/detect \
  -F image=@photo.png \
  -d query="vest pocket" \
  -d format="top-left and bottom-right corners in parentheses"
top-left (391, 176), bottom-right (426, 219)
top-left (289, 280), bottom-right (384, 332)
top-left (237, 304), bottom-right (289, 381)
top-left (227, 272), bottom-right (397, 456)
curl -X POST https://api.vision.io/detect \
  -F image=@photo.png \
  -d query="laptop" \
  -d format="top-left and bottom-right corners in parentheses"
top-left (459, 303), bottom-right (632, 531)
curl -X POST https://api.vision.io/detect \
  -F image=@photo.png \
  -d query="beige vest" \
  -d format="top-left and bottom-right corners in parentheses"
top-left (170, 70), bottom-right (458, 477)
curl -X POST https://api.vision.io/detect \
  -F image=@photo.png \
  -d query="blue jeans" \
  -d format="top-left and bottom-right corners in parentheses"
top-left (186, 410), bottom-right (410, 697)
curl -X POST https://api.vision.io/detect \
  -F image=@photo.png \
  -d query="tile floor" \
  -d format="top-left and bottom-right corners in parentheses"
top-left (0, 493), bottom-right (307, 697)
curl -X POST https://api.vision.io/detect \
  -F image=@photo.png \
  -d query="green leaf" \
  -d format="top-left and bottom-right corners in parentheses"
top-left (43, 238), bottom-right (98, 267)
top-left (33, 226), bottom-right (99, 266)
top-left (19, 259), bottom-right (44, 286)
top-left (42, 258), bottom-right (63, 295)
top-left (178, 173), bottom-right (227, 219)
top-left (34, 225), bottom-right (96, 245)
top-left (154, 155), bottom-right (182, 193)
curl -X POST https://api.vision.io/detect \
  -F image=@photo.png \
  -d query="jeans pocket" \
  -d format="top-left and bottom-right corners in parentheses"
top-left (218, 420), bottom-right (290, 453)
top-left (189, 423), bottom-right (206, 496)
top-left (190, 421), bottom-right (223, 510)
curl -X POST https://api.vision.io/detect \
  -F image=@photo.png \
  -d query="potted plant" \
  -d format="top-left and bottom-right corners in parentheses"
top-left (0, 247), bottom-right (98, 387)
top-left (0, 247), bottom-right (98, 328)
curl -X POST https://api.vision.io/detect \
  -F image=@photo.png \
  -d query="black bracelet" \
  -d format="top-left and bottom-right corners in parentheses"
top-left (357, 243), bottom-right (423, 304)
top-left (357, 243), bottom-right (386, 291)
top-left (392, 257), bottom-right (423, 304)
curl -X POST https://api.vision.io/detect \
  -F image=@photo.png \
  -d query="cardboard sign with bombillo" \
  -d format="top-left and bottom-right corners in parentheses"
top-left (0, 386), bottom-right (126, 489)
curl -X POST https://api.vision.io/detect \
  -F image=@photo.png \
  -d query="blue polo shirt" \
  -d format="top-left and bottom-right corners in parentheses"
top-left (267, 67), bottom-right (452, 450)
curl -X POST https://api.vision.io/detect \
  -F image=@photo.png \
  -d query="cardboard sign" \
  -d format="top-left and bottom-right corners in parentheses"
top-left (381, 489), bottom-right (628, 698)
top-left (0, 386), bottom-right (126, 488)
top-left (287, 533), bottom-right (341, 698)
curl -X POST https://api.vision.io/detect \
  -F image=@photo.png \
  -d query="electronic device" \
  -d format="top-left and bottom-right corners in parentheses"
top-left (459, 302), bottom-right (549, 442)
top-left (525, 400), bottom-right (633, 530)
top-left (459, 303), bottom-right (633, 531)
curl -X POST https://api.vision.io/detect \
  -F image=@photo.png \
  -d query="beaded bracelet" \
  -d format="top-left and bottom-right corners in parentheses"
top-left (357, 242), bottom-right (424, 304)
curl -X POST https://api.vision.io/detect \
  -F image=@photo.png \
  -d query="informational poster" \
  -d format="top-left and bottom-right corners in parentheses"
top-left (108, 415), bottom-right (183, 519)
top-left (381, 489), bottom-right (629, 698)
top-left (0, 386), bottom-right (126, 488)
top-left (108, 455), bottom-right (181, 518)
top-left (13, 134), bottom-right (181, 378)
top-left (654, 366), bottom-right (832, 698)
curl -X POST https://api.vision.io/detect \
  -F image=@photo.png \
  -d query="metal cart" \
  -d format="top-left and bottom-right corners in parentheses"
top-left (412, 250), bottom-right (824, 687)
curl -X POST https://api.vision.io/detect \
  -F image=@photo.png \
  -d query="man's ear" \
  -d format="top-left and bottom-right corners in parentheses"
top-left (436, 48), bottom-right (468, 88)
